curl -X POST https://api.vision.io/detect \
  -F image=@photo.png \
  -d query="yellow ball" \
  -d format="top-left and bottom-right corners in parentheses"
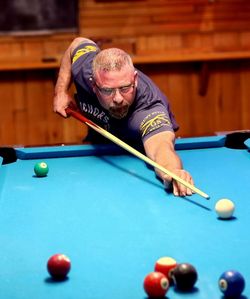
top-left (215, 198), bottom-right (235, 219)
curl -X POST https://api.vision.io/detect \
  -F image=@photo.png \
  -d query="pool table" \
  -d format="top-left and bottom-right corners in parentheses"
top-left (0, 134), bottom-right (250, 299)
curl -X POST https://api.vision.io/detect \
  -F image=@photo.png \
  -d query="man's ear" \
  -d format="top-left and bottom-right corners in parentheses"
top-left (134, 71), bottom-right (138, 87)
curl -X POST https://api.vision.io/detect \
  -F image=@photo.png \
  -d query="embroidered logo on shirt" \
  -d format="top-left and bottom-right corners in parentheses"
top-left (140, 112), bottom-right (171, 137)
top-left (72, 45), bottom-right (98, 63)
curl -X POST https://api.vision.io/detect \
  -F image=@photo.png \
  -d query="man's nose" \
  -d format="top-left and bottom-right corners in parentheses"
top-left (112, 89), bottom-right (124, 104)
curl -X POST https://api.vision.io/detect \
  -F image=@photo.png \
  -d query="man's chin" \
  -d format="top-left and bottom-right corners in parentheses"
top-left (109, 107), bottom-right (129, 119)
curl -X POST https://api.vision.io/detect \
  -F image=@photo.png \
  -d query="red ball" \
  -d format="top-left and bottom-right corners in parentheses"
top-left (47, 254), bottom-right (71, 279)
top-left (143, 272), bottom-right (169, 298)
top-left (154, 257), bottom-right (177, 281)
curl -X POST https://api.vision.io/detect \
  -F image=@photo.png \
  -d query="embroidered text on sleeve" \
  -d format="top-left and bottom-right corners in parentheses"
top-left (140, 111), bottom-right (171, 137)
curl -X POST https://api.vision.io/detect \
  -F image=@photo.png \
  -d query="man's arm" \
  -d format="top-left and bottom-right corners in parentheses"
top-left (143, 131), bottom-right (194, 196)
top-left (53, 37), bottom-right (95, 117)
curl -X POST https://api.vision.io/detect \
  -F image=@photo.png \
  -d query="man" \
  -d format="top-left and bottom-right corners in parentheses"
top-left (53, 37), bottom-right (194, 197)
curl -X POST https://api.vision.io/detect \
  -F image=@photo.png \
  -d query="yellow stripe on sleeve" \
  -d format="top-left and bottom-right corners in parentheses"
top-left (72, 45), bottom-right (98, 63)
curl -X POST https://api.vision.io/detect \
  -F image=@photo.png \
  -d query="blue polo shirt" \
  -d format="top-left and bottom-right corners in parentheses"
top-left (71, 42), bottom-right (179, 145)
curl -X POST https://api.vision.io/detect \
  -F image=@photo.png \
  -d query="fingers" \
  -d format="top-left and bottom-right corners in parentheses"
top-left (163, 178), bottom-right (172, 190)
top-left (53, 104), bottom-right (68, 118)
top-left (164, 169), bottom-right (194, 197)
top-left (57, 107), bottom-right (68, 118)
top-left (53, 93), bottom-right (73, 118)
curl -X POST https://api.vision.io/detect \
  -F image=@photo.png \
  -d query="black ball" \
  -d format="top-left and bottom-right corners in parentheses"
top-left (172, 263), bottom-right (198, 291)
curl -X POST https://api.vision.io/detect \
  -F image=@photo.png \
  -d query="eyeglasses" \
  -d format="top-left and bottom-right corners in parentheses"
top-left (94, 82), bottom-right (135, 97)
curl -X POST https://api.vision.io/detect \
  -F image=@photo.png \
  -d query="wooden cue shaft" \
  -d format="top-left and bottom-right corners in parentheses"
top-left (66, 107), bottom-right (210, 199)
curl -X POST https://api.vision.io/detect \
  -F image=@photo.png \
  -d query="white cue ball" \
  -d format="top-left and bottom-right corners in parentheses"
top-left (215, 198), bottom-right (235, 219)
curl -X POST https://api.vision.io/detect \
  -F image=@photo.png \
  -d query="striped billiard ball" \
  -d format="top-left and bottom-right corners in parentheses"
top-left (219, 270), bottom-right (245, 297)
top-left (154, 256), bottom-right (177, 282)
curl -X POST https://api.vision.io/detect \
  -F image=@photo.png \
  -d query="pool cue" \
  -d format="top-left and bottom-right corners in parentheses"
top-left (66, 107), bottom-right (210, 199)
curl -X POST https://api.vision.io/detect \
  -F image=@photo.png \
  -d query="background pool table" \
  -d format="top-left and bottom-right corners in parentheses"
top-left (0, 134), bottom-right (250, 299)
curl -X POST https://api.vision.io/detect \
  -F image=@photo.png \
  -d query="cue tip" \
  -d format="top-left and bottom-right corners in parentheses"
top-left (195, 189), bottom-right (210, 200)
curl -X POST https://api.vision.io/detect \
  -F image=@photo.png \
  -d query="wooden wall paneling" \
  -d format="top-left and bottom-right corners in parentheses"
top-left (191, 65), bottom-right (219, 136)
top-left (12, 73), bottom-right (28, 145)
top-left (182, 33), bottom-right (213, 52)
top-left (201, 61), bottom-right (244, 135)
top-left (24, 72), bottom-right (47, 145)
top-left (22, 41), bottom-right (44, 58)
top-left (99, 38), bottom-right (136, 56)
top-left (62, 116), bottom-right (88, 144)
top-left (40, 74), bottom-right (61, 144)
top-left (218, 62), bottom-right (242, 131)
top-left (80, 1), bottom-right (195, 37)
top-left (166, 64), bottom-right (213, 137)
top-left (137, 59), bottom-right (250, 138)
top-left (240, 61), bottom-right (250, 129)
top-left (1, 0), bottom-right (250, 147)
top-left (63, 84), bottom-right (89, 144)
top-left (0, 41), bottom-right (23, 59)
top-left (137, 63), bottom-right (194, 137)
top-left (213, 32), bottom-right (241, 51)
top-left (0, 62), bottom-right (87, 146)
top-left (0, 72), bottom-right (31, 145)
top-left (164, 66), bottom-right (194, 137)
top-left (47, 81), bottom-right (88, 145)
top-left (136, 34), bottom-right (183, 56)
top-left (42, 40), bottom-right (62, 60)
top-left (79, 0), bottom-right (250, 38)
top-left (198, 62), bottom-right (209, 96)
top-left (240, 32), bottom-right (250, 50)
top-left (0, 34), bottom-right (76, 71)
top-left (42, 37), bottom-right (76, 61)
top-left (81, 14), bottom-right (151, 29)
top-left (0, 73), bottom-right (16, 145)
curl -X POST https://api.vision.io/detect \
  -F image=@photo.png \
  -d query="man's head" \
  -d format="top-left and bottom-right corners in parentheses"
top-left (91, 48), bottom-right (137, 119)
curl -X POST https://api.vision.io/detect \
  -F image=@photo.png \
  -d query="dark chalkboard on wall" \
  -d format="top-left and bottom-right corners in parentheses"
top-left (0, 0), bottom-right (78, 35)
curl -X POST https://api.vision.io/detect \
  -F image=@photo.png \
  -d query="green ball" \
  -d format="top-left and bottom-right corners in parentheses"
top-left (34, 162), bottom-right (49, 177)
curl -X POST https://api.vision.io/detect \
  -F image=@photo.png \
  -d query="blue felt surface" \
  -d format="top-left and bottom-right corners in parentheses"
top-left (0, 139), bottom-right (249, 299)
top-left (245, 138), bottom-right (250, 149)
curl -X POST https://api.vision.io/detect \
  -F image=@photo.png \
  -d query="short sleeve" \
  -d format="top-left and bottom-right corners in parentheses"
top-left (132, 103), bottom-right (175, 143)
top-left (71, 42), bottom-right (100, 79)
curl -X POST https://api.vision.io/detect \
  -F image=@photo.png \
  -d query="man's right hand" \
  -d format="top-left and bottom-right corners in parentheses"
top-left (53, 92), bottom-right (73, 118)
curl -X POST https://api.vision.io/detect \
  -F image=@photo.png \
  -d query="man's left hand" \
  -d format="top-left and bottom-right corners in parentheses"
top-left (163, 169), bottom-right (194, 197)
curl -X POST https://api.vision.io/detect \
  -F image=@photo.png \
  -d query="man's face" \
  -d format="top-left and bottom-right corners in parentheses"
top-left (92, 67), bottom-right (137, 119)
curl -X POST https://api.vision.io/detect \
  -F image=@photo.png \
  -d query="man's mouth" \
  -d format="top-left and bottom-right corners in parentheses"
top-left (109, 105), bottom-right (129, 119)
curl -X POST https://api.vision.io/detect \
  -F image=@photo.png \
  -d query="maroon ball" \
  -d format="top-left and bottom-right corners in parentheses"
top-left (172, 263), bottom-right (198, 290)
top-left (47, 254), bottom-right (71, 279)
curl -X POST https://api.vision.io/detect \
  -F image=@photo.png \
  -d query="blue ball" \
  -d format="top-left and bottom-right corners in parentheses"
top-left (218, 270), bottom-right (245, 297)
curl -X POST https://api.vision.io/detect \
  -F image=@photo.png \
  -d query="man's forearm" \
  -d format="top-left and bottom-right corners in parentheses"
top-left (55, 47), bottom-right (72, 96)
top-left (153, 141), bottom-right (183, 180)
top-left (144, 132), bottom-right (182, 175)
